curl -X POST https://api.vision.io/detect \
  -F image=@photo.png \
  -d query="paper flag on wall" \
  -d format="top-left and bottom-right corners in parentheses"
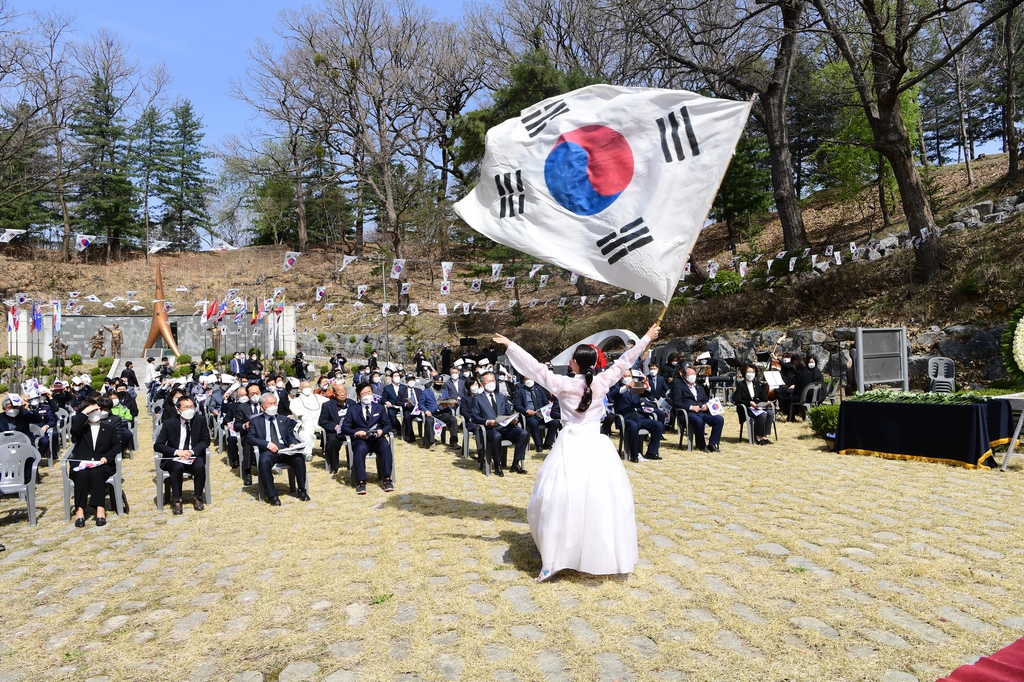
top-left (103, 302), bottom-right (115, 308)
top-left (440, 281), bottom-right (450, 295)
top-left (126, 290), bottom-right (138, 298)
top-left (316, 286), bottom-right (326, 301)
top-left (539, 275), bottom-right (549, 287)
top-left (75, 234), bottom-right (95, 252)
top-left (272, 288), bottom-right (284, 299)
top-left (471, 279), bottom-right (482, 292)
top-left (505, 277), bottom-right (515, 289)
top-left (462, 303), bottom-right (470, 314)
top-left (294, 302), bottom-right (307, 310)
top-left (149, 240), bottom-right (172, 254)
top-left (683, 263), bottom-right (691, 276)
top-left (485, 301), bottom-right (494, 312)
top-left (739, 262), bottom-right (747, 277)
top-left (767, 259), bottom-right (775, 272)
top-left (597, 294), bottom-right (605, 303)
top-left (323, 302), bottom-right (335, 310)
top-left (777, 251), bottom-right (786, 259)
top-left (441, 261), bottom-right (453, 280)
top-left (825, 245), bottom-right (834, 256)
top-left (390, 259), bottom-right (406, 279)
top-left (164, 302), bottom-right (173, 312)
top-left (0, 229), bottom-right (26, 243)
top-left (509, 299), bottom-right (518, 308)
top-left (834, 252), bottom-right (842, 265)
top-left (529, 264), bottom-right (542, 278)
top-left (438, 303), bottom-right (448, 316)
top-left (353, 302), bottom-right (364, 311)
top-left (68, 292), bottom-right (80, 298)
top-left (400, 283), bottom-right (411, 295)
top-left (580, 296), bottom-right (587, 305)
top-left (789, 257), bottom-right (797, 271)
top-left (339, 255), bottom-right (357, 271)
top-left (803, 248), bottom-right (811, 258)
top-left (558, 298), bottom-right (566, 307)
top-left (634, 292), bottom-right (642, 300)
top-left (708, 263), bottom-right (718, 279)
top-left (529, 299), bottom-right (538, 307)
top-left (175, 286), bottom-right (188, 292)
top-left (357, 285), bottom-right (367, 298)
top-left (570, 272), bottom-right (579, 285)
top-left (130, 305), bottom-right (144, 311)
top-left (111, 296), bottom-right (125, 302)
top-left (283, 251), bottom-right (301, 271)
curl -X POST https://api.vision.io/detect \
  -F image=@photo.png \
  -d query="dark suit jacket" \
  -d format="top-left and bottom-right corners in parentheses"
top-left (232, 401), bottom-right (262, 433)
top-left (69, 411), bottom-right (124, 463)
top-left (381, 384), bottom-right (402, 408)
top-left (469, 391), bottom-right (514, 426)
top-left (319, 398), bottom-right (357, 435)
top-left (341, 401), bottom-right (391, 437)
top-left (612, 384), bottom-right (648, 418)
top-left (442, 378), bottom-right (464, 403)
top-left (274, 388), bottom-right (291, 416)
top-left (246, 413), bottom-right (301, 454)
top-left (154, 414), bottom-right (211, 459)
top-left (512, 385), bottom-right (549, 415)
top-left (120, 368), bottom-right (139, 387)
top-left (648, 374), bottom-right (669, 400)
top-left (732, 380), bottom-right (769, 407)
top-left (672, 381), bottom-right (711, 411)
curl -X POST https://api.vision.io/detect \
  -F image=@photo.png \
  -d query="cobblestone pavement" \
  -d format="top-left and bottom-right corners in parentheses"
top-left (1, 411), bottom-right (1022, 681)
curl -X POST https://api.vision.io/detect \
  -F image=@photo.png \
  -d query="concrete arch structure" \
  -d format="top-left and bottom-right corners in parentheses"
top-left (550, 329), bottom-right (641, 373)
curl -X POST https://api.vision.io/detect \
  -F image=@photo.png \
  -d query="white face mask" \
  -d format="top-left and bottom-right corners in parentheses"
top-left (111, 398), bottom-right (120, 406)
top-left (686, 375), bottom-right (697, 384)
top-left (264, 405), bottom-right (278, 416)
top-left (407, 381), bottom-right (417, 388)
top-left (471, 386), bottom-right (483, 395)
top-left (301, 387), bottom-right (313, 396)
top-left (622, 377), bottom-right (632, 386)
top-left (745, 373), bottom-right (756, 381)
top-left (88, 410), bottom-right (107, 422)
top-left (650, 370), bottom-right (658, 376)
top-left (30, 399), bottom-right (40, 407)
top-left (372, 377), bottom-right (381, 383)
top-left (463, 372), bottom-right (471, 378)
top-left (276, 382), bottom-right (284, 389)
top-left (238, 395), bottom-right (249, 403)
top-left (524, 379), bottom-right (535, 388)
top-left (484, 382), bottom-right (496, 393)
top-left (360, 395), bottom-right (373, 405)
top-left (180, 408), bottom-right (196, 421)
top-left (450, 374), bottom-right (459, 381)
top-left (782, 358), bottom-right (790, 364)
top-left (4, 408), bottom-right (18, 417)
top-left (808, 362), bottom-right (816, 369)
top-left (392, 377), bottom-right (401, 385)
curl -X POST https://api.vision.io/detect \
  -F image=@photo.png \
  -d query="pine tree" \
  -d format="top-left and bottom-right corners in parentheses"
top-left (72, 73), bottom-right (139, 263)
top-left (131, 105), bottom-right (171, 259)
top-left (0, 103), bottom-right (57, 236)
top-left (160, 99), bottom-right (210, 250)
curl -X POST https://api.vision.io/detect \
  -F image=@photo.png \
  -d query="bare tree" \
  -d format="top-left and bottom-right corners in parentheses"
top-left (616, 0), bottom-right (812, 250)
top-left (810, 0), bottom-right (1023, 283)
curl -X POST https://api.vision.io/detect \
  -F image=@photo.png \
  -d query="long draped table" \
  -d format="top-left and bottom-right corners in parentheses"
top-left (835, 399), bottom-right (1014, 469)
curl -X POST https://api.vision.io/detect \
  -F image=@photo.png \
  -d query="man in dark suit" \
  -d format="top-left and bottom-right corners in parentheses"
top-left (381, 371), bottom-right (403, 432)
top-left (612, 373), bottom-right (665, 462)
top-left (230, 352), bottom-right (246, 376)
top-left (247, 392), bottom-right (308, 505)
top-left (220, 387), bottom-right (247, 469)
top-left (233, 383), bottom-right (264, 485)
top-left (440, 343), bottom-right (452, 374)
top-left (417, 376), bottom-right (445, 450)
top-left (243, 353), bottom-right (264, 387)
top-left (647, 363), bottom-right (669, 401)
top-left (341, 383), bottom-right (394, 494)
top-left (398, 376), bottom-right (426, 443)
top-left (470, 372), bottom-right (528, 476)
top-left (318, 382), bottom-right (356, 473)
top-left (672, 366), bottom-right (724, 452)
top-left (513, 379), bottom-right (556, 451)
top-left (270, 375), bottom-right (291, 416)
top-left (120, 361), bottom-right (139, 393)
top-left (443, 365), bottom-right (465, 407)
top-left (153, 395), bottom-right (210, 514)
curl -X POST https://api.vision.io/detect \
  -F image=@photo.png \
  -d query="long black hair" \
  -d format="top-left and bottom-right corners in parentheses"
top-left (573, 345), bottom-right (598, 412)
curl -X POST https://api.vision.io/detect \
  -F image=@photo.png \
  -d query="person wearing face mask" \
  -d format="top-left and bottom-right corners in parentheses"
top-left (243, 352), bottom-right (264, 387)
top-left (289, 380), bottom-right (328, 462)
top-left (469, 371), bottom-right (530, 476)
top-left (220, 386), bottom-right (248, 469)
top-left (612, 372), bottom-right (666, 462)
top-left (269, 375), bottom-right (291, 417)
top-left (233, 384), bottom-right (265, 486)
top-left (2, 396), bottom-right (44, 479)
top-left (110, 387), bottom-right (134, 425)
top-left (230, 352), bottom-right (246, 376)
top-left (153, 396), bottom-right (211, 514)
top-left (514, 376), bottom-right (558, 452)
top-left (421, 373), bottom-right (456, 450)
top-left (806, 356), bottom-right (824, 386)
top-left (398, 376), bottom-right (428, 444)
top-left (318, 382), bottom-right (357, 473)
top-left (314, 376), bottom-right (332, 396)
top-left (381, 372), bottom-right (404, 432)
top-left (672, 366), bottom-right (724, 453)
top-left (646, 363), bottom-right (669, 401)
top-left (247, 393), bottom-right (309, 505)
top-left (443, 365), bottom-right (465, 406)
top-left (732, 363), bottom-right (774, 445)
top-left (341, 383), bottom-right (394, 494)
top-left (292, 351), bottom-right (308, 381)
top-left (68, 396), bottom-right (125, 527)
top-left (369, 372), bottom-right (384, 397)
top-left (114, 382), bottom-right (139, 423)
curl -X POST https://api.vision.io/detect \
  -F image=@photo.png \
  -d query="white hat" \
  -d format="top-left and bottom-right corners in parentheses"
top-left (220, 373), bottom-right (235, 383)
top-left (478, 358), bottom-right (490, 366)
top-left (453, 359), bottom-right (464, 367)
top-left (287, 377), bottom-right (300, 388)
top-left (71, 377), bottom-right (82, 386)
top-left (226, 382), bottom-right (241, 395)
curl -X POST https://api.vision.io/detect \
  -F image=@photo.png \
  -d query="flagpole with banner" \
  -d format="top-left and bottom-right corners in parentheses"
top-left (454, 84), bottom-right (751, 310)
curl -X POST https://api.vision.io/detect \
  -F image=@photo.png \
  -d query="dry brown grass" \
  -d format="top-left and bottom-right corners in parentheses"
top-left (1, 401), bottom-right (1023, 681)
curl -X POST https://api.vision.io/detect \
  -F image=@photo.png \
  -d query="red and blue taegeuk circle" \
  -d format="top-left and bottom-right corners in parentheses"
top-left (544, 125), bottom-right (634, 216)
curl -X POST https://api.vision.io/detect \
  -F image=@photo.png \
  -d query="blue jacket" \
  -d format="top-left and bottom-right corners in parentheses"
top-left (512, 385), bottom-right (549, 415)
top-left (341, 401), bottom-right (392, 437)
top-left (319, 398), bottom-right (357, 435)
top-left (469, 391), bottom-right (514, 426)
top-left (381, 384), bottom-right (402, 408)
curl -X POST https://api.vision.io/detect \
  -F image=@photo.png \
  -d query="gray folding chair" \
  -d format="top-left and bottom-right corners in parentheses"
top-left (154, 451), bottom-right (212, 510)
top-left (789, 383), bottom-right (823, 421)
top-left (0, 442), bottom-right (41, 525)
top-left (674, 408), bottom-right (694, 451)
top-left (0, 431), bottom-right (31, 445)
top-left (612, 414), bottom-right (651, 460)
top-left (738, 404), bottom-right (778, 444)
top-left (62, 447), bottom-right (124, 521)
top-left (928, 357), bottom-right (955, 393)
top-left (344, 433), bottom-right (396, 485)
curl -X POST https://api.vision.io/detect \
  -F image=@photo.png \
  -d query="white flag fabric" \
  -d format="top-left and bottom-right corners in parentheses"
top-left (529, 264), bottom-right (542, 278)
top-left (390, 259), bottom-right (406, 279)
top-left (213, 238), bottom-right (237, 251)
top-left (339, 255), bottom-right (357, 271)
top-left (491, 264), bottom-right (503, 281)
top-left (315, 286), bottom-right (326, 301)
top-left (149, 240), bottom-right (172, 254)
top-left (454, 84), bottom-right (751, 302)
top-left (441, 261), bottom-right (453, 280)
top-left (283, 251), bottom-right (301, 271)
top-left (400, 283), bottom-right (412, 295)
top-left (0, 229), bottom-right (26, 243)
top-left (75, 234), bottom-right (96, 252)
top-left (438, 303), bottom-right (448, 316)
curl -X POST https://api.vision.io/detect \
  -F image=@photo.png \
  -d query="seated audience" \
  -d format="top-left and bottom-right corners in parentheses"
top-left (247, 392), bottom-right (308, 505)
top-left (153, 395), bottom-right (210, 514)
top-left (341, 382), bottom-right (395, 495)
top-left (672, 366), bottom-right (724, 453)
top-left (732, 363), bottom-right (774, 445)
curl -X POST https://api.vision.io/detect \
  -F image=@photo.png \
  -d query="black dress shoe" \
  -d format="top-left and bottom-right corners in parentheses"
top-left (493, 467), bottom-right (504, 477)
top-left (242, 475), bottom-right (253, 486)
top-left (75, 517), bottom-right (86, 528)
top-left (96, 516), bottom-right (107, 527)
top-left (172, 500), bottom-right (183, 516)
top-left (511, 464), bottom-right (528, 474)
top-left (267, 496), bottom-right (282, 506)
top-left (711, 444), bottom-right (721, 453)
top-left (297, 490), bottom-right (310, 501)
top-left (628, 456), bottom-right (639, 463)
top-left (646, 453), bottom-right (663, 460)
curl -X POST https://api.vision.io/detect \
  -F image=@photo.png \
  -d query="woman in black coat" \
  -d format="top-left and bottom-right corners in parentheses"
top-left (732, 363), bottom-right (774, 444)
top-left (69, 396), bottom-right (124, 527)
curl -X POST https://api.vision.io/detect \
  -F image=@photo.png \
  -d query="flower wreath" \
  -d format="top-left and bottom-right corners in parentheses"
top-left (1002, 302), bottom-right (1024, 384)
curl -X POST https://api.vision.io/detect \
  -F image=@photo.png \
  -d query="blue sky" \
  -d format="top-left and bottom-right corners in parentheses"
top-left (21, 0), bottom-right (463, 147)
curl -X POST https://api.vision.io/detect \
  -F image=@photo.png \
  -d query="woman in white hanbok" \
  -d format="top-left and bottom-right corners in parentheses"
top-left (494, 323), bottom-right (660, 582)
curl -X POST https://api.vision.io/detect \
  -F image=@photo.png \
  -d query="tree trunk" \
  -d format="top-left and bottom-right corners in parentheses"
top-left (1007, 6), bottom-right (1019, 181)
top-left (761, 0), bottom-right (810, 251)
top-left (55, 136), bottom-right (72, 263)
top-left (726, 215), bottom-right (737, 254)
top-left (354, 172), bottom-right (364, 257)
top-left (292, 143), bottom-right (308, 253)
top-left (953, 54), bottom-right (974, 185)
top-left (877, 155), bottom-right (891, 227)
top-left (917, 120), bottom-right (929, 166)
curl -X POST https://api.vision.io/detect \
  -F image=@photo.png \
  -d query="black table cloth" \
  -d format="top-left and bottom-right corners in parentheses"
top-left (835, 399), bottom-right (1013, 469)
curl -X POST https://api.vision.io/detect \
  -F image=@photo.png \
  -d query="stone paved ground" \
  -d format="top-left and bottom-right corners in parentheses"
top-left (1, 409), bottom-right (1023, 681)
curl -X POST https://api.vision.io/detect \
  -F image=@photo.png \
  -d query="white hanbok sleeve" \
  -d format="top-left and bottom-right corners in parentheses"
top-left (593, 335), bottom-right (651, 393)
top-left (504, 343), bottom-right (572, 396)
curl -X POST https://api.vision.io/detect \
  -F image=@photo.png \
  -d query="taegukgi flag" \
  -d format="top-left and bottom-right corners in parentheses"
top-left (454, 84), bottom-right (751, 303)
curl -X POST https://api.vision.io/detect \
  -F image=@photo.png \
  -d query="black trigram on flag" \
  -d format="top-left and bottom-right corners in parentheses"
top-left (522, 100), bottom-right (569, 138)
top-left (656, 107), bottom-right (700, 163)
top-left (495, 170), bottom-right (525, 218)
top-left (596, 217), bottom-right (654, 265)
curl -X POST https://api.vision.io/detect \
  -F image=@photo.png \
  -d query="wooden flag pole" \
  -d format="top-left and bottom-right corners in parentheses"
top-left (642, 303), bottom-right (670, 360)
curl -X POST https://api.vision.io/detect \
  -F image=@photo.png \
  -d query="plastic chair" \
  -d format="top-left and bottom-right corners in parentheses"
top-left (674, 408), bottom-right (694, 451)
top-left (153, 451), bottom-right (212, 510)
top-left (343, 433), bottom-right (396, 485)
top-left (0, 442), bottom-right (41, 525)
top-left (461, 417), bottom-right (486, 462)
top-left (0, 431), bottom-right (31, 445)
top-left (927, 357), bottom-right (955, 391)
top-left (257, 461), bottom-right (296, 501)
top-left (738, 405), bottom-right (778, 444)
top-left (789, 383), bottom-right (823, 421)
top-left (62, 446), bottom-right (124, 521)
top-left (823, 379), bottom-right (840, 405)
top-left (612, 414), bottom-right (650, 461)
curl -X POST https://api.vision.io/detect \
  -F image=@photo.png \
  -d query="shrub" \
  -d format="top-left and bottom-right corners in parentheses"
top-left (91, 377), bottom-right (105, 391)
top-left (324, 341), bottom-right (335, 352)
top-left (704, 269), bottom-right (743, 299)
top-left (349, 335), bottom-right (356, 343)
top-left (176, 354), bottom-right (192, 366)
top-left (808, 404), bottom-right (840, 438)
top-left (47, 357), bottom-right (65, 367)
top-left (201, 348), bottom-right (218, 363)
top-left (273, 350), bottom-right (286, 360)
top-left (222, 354), bottom-right (234, 364)
top-left (316, 333), bottom-right (327, 343)
top-left (283, 364), bottom-right (295, 377)
top-left (0, 384), bottom-right (7, 393)
top-left (247, 348), bottom-right (261, 358)
top-left (320, 364), bottom-right (330, 375)
top-left (69, 353), bottom-right (82, 366)
top-left (173, 366), bottom-right (189, 378)
top-left (90, 366), bottom-right (107, 377)
top-left (96, 357), bottom-right (114, 370)
top-left (989, 378), bottom-right (1024, 390)
top-left (364, 343), bottom-right (374, 357)
top-left (0, 357), bottom-right (9, 370)
top-left (952, 270), bottom-right (983, 297)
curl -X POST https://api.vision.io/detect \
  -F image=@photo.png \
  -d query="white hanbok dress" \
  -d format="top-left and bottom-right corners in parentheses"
top-left (503, 334), bottom-right (651, 579)
top-left (289, 392), bottom-right (328, 459)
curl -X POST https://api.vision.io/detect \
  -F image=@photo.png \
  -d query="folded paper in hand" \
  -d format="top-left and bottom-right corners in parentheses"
top-left (73, 461), bottom-right (99, 472)
top-left (496, 414), bottom-right (518, 427)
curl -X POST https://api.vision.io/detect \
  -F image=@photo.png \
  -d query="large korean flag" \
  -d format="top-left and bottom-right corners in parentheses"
top-left (454, 85), bottom-right (751, 303)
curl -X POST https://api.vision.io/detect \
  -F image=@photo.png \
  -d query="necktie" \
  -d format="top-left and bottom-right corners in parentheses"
top-left (489, 394), bottom-right (498, 418)
top-left (364, 405), bottom-right (371, 422)
top-left (268, 417), bottom-right (280, 445)
top-left (183, 421), bottom-right (191, 450)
